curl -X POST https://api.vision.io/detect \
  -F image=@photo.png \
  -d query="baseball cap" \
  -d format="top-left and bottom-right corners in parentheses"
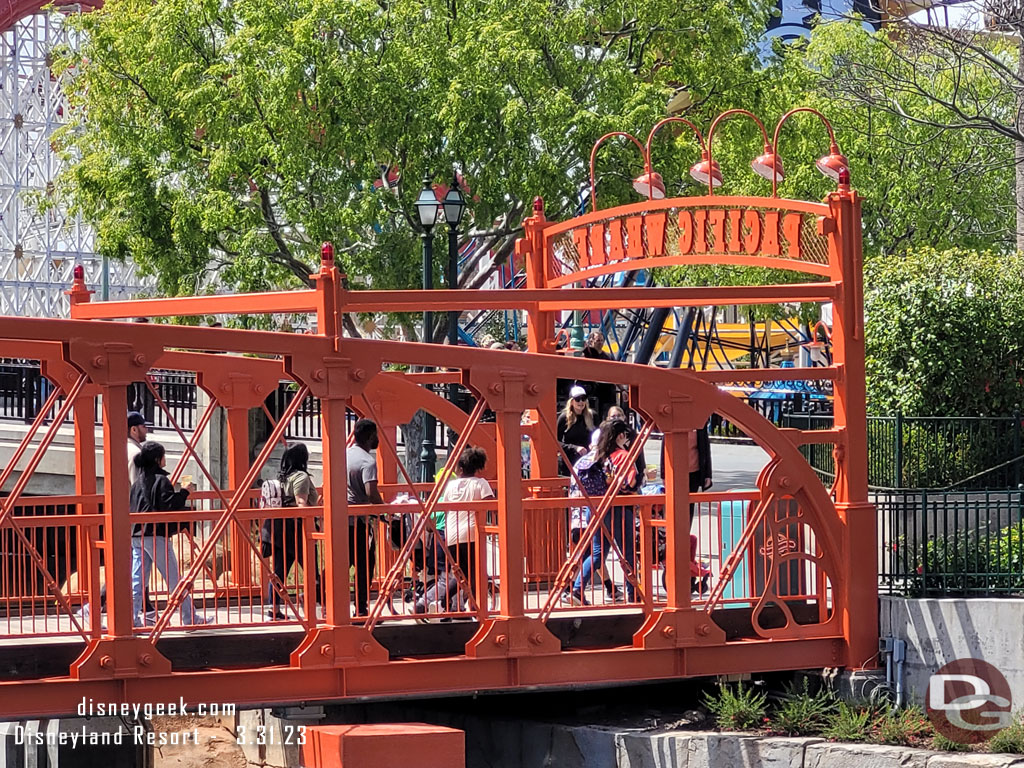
top-left (569, 385), bottom-right (587, 400)
top-left (127, 411), bottom-right (148, 428)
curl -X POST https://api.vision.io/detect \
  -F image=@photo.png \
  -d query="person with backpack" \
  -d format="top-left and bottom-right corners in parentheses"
top-left (568, 419), bottom-right (640, 605)
top-left (260, 443), bottom-right (320, 620)
top-left (130, 441), bottom-right (210, 627)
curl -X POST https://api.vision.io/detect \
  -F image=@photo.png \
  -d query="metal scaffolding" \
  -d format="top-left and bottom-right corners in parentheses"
top-left (0, 10), bottom-right (147, 318)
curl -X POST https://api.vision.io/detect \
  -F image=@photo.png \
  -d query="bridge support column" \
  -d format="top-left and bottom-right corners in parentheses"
top-left (67, 339), bottom-right (172, 679)
top-left (288, 353), bottom-right (387, 669)
top-left (634, 391), bottom-right (725, 650)
top-left (466, 368), bottom-right (558, 658)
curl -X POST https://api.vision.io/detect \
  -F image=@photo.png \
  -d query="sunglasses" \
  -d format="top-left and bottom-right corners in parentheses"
top-left (572, 395), bottom-right (587, 402)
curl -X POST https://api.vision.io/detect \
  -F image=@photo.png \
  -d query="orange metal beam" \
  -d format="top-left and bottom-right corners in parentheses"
top-left (341, 284), bottom-right (839, 313)
top-left (0, 637), bottom-right (842, 719)
top-left (70, 290), bottom-right (320, 319)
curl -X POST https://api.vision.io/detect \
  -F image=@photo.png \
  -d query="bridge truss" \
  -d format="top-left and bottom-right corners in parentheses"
top-left (0, 114), bottom-right (876, 719)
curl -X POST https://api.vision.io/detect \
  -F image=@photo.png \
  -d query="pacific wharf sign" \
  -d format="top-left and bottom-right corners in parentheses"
top-left (548, 203), bottom-right (834, 284)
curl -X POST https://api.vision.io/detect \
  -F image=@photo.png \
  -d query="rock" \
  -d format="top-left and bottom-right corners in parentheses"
top-left (805, 741), bottom-right (932, 768)
top-left (152, 726), bottom-right (245, 768)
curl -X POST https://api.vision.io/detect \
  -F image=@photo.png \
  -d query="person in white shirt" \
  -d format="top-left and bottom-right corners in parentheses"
top-left (127, 411), bottom-right (148, 484)
top-left (416, 446), bottom-right (494, 615)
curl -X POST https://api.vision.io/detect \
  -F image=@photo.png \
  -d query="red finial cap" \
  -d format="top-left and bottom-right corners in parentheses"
top-left (837, 167), bottom-right (851, 187)
top-left (533, 197), bottom-right (544, 214)
top-left (321, 242), bottom-right (334, 265)
top-left (72, 264), bottom-right (84, 280)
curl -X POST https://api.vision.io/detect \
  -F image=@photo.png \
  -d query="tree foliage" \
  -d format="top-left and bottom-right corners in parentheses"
top-left (864, 247), bottom-right (1024, 415)
top-left (53, 0), bottom-right (771, 322)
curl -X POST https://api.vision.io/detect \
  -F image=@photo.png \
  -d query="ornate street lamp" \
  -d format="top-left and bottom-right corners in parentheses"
top-left (414, 175), bottom-right (439, 482)
top-left (442, 175), bottom-right (467, 432)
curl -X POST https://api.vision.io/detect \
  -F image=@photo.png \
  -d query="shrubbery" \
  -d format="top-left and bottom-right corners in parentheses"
top-left (700, 684), bottom-right (1024, 754)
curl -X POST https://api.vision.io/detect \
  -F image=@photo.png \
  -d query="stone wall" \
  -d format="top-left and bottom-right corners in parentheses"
top-left (881, 596), bottom-right (1024, 707)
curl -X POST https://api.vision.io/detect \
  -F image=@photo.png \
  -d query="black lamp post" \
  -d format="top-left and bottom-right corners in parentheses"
top-left (442, 176), bottom-right (468, 422)
top-left (414, 176), bottom-right (440, 482)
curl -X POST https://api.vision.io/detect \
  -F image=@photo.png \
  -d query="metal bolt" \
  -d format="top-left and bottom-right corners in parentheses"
top-left (359, 642), bottom-right (372, 656)
top-left (99, 655), bottom-right (112, 669)
top-left (494, 634), bottom-right (508, 647)
top-left (661, 625), bottom-right (676, 638)
top-left (255, 385), bottom-right (265, 395)
top-left (697, 624), bottom-right (711, 637)
top-left (351, 368), bottom-right (366, 382)
top-left (659, 405), bottom-right (671, 416)
top-left (91, 355), bottom-right (106, 369)
top-left (133, 354), bottom-right (146, 367)
top-left (320, 644), bottom-right (333, 657)
top-left (528, 632), bottom-right (543, 646)
top-left (779, 476), bottom-right (792, 489)
top-left (312, 369), bottom-right (326, 382)
top-left (526, 383), bottom-right (540, 395)
top-left (220, 383), bottom-right (229, 393)
top-left (139, 654), bottom-right (152, 667)
top-left (488, 383), bottom-right (504, 395)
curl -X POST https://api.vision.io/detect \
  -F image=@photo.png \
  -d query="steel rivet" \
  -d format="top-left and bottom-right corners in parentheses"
top-left (488, 383), bottom-right (504, 394)
top-left (659, 405), bottom-right (671, 415)
top-left (99, 655), bottom-right (112, 669)
top-left (255, 385), bottom-right (265, 395)
top-left (697, 624), bottom-right (711, 637)
top-left (133, 354), bottom-right (146, 366)
top-left (312, 369), bottom-right (326, 382)
top-left (359, 642), bottom-right (372, 656)
top-left (779, 476), bottom-right (792, 489)
top-left (91, 355), bottom-right (106, 369)
top-left (351, 368), bottom-right (366, 382)
top-left (494, 634), bottom-right (508, 647)
top-left (139, 654), bottom-right (152, 666)
top-left (661, 625), bottom-right (676, 638)
top-left (526, 383), bottom-right (539, 395)
top-left (320, 644), bottom-right (333, 657)
top-left (529, 632), bottom-right (543, 646)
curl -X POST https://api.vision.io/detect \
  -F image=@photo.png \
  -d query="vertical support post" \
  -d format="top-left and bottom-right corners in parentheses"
top-left (895, 410), bottom-right (904, 489)
top-left (829, 184), bottom-right (878, 670)
top-left (464, 369), bottom-right (558, 659)
top-left (73, 391), bottom-right (100, 635)
top-left (520, 198), bottom-right (558, 480)
top-left (100, 383), bottom-right (134, 638)
top-left (1014, 410), bottom-right (1021, 489)
top-left (661, 428), bottom-right (692, 611)
top-left (226, 406), bottom-right (253, 587)
top-left (320, 396), bottom-right (352, 627)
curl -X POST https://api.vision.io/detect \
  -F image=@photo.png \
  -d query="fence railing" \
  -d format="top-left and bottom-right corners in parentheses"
top-left (782, 412), bottom-right (1024, 490)
top-left (709, 395), bottom-right (832, 439)
top-left (877, 488), bottom-right (1024, 597)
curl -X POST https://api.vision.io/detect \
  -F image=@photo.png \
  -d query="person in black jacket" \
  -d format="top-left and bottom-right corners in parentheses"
top-left (557, 385), bottom-right (596, 474)
top-left (130, 441), bottom-right (210, 628)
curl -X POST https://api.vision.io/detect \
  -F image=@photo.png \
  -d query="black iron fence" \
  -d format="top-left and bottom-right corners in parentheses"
top-left (877, 488), bottom-right (1024, 597)
top-left (782, 413), bottom-right (1024, 490)
top-left (0, 360), bottom-right (464, 449)
top-left (0, 359), bottom-right (198, 432)
top-left (709, 395), bottom-right (832, 439)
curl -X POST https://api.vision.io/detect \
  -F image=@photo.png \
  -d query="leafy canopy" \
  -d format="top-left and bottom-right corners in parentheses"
top-left (53, 0), bottom-right (770, 302)
top-left (864, 248), bottom-right (1024, 416)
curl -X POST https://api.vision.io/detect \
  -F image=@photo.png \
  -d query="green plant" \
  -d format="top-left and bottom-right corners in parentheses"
top-left (702, 682), bottom-right (768, 731)
top-left (768, 678), bottom-right (837, 736)
top-left (987, 716), bottom-right (1024, 754)
top-left (823, 701), bottom-right (875, 742)
top-left (930, 732), bottom-right (970, 752)
top-left (873, 706), bottom-right (933, 747)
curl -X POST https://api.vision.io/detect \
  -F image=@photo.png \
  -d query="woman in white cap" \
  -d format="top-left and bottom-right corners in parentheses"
top-left (556, 385), bottom-right (595, 474)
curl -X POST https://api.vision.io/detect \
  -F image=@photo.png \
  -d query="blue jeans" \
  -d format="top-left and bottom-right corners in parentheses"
top-left (131, 535), bottom-right (199, 626)
top-left (573, 506), bottom-right (636, 600)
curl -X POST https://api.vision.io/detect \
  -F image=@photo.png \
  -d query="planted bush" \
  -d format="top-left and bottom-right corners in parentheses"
top-left (702, 682), bottom-right (768, 731)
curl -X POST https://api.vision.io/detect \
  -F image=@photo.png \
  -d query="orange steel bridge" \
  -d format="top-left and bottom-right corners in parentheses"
top-left (0, 125), bottom-right (876, 718)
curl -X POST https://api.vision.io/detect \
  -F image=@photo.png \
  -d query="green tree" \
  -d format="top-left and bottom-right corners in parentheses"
top-left (864, 247), bottom-right (1024, 415)
top-left (53, 0), bottom-right (771, 337)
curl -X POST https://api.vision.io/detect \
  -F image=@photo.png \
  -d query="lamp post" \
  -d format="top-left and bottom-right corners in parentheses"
top-left (414, 176), bottom-right (440, 482)
top-left (442, 176), bottom-right (468, 448)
